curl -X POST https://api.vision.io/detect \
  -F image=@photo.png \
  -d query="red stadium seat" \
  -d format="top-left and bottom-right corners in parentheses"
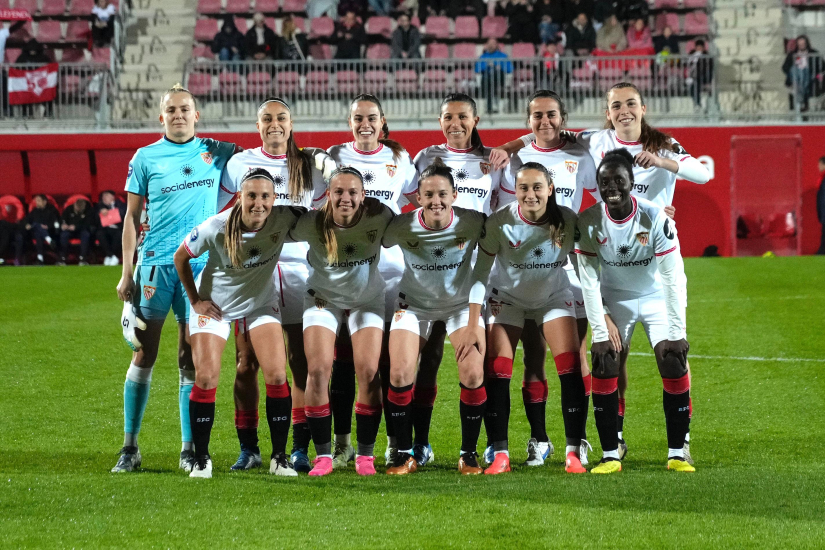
top-left (40, 0), bottom-right (67, 15)
top-left (233, 17), bottom-right (248, 33)
top-left (452, 42), bottom-right (476, 59)
top-left (92, 47), bottom-right (110, 64)
top-left (335, 70), bottom-right (360, 94)
top-left (424, 16), bottom-right (450, 39)
top-left (246, 71), bottom-right (272, 95)
top-left (366, 15), bottom-right (392, 38)
top-left (0, 196), bottom-right (26, 224)
top-left (655, 12), bottom-right (680, 34)
top-left (454, 67), bottom-right (475, 92)
top-left (255, 0), bottom-right (278, 12)
top-left (425, 42), bottom-right (449, 59)
top-left (195, 18), bottom-right (219, 41)
top-left (682, 0), bottom-right (708, 8)
top-left (292, 16), bottom-right (305, 32)
top-left (305, 70), bottom-right (330, 94)
top-left (225, 0), bottom-right (249, 13)
top-left (422, 69), bottom-right (447, 92)
top-left (14, 0), bottom-right (37, 15)
top-left (309, 16), bottom-right (334, 38)
top-left (481, 16), bottom-right (506, 39)
top-left (514, 68), bottom-right (534, 93)
top-left (29, 151), bottom-right (93, 196)
top-left (309, 43), bottom-right (331, 59)
top-left (196, 0), bottom-right (222, 14)
top-left (0, 0), bottom-right (9, 8)
top-left (765, 213), bottom-right (796, 238)
top-left (684, 11), bottom-right (709, 35)
top-left (219, 71), bottom-right (242, 95)
top-left (366, 43), bottom-right (390, 59)
top-left (0, 152), bottom-right (25, 196)
top-left (282, 0), bottom-right (304, 12)
top-left (511, 42), bottom-right (535, 58)
top-left (192, 44), bottom-right (215, 59)
top-left (364, 69), bottom-right (388, 93)
top-left (394, 69), bottom-right (418, 93)
top-left (453, 15), bottom-right (479, 39)
top-left (60, 73), bottom-right (81, 94)
top-left (94, 149), bottom-right (135, 190)
top-left (63, 194), bottom-right (92, 210)
top-left (652, 0), bottom-right (678, 8)
top-left (60, 47), bottom-right (85, 62)
top-left (66, 20), bottom-right (90, 43)
top-left (187, 71), bottom-right (214, 95)
top-left (68, 0), bottom-right (92, 15)
top-left (274, 70), bottom-right (299, 94)
top-left (4, 48), bottom-right (21, 63)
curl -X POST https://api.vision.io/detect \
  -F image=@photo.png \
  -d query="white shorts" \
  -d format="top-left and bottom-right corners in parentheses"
top-left (390, 301), bottom-right (478, 339)
top-left (605, 290), bottom-right (686, 349)
top-left (383, 275), bottom-right (402, 322)
top-left (275, 261), bottom-right (310, 326)
top-left (191, 304), bottom-right (282, 341)
top-left (564, 266), bottom-right (587, 320)
top-left (302, 290), bottom-right (386, 336)
top-left (486, 287), bottom-right (575, 328)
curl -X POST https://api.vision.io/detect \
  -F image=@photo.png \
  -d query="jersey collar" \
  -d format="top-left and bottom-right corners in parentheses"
top-left (163, 135), bottom-right (195, 145)
top-left (517, 205), bottom-right (549, 226)
top-left (260, 147), bottom-right (287, 160)
top-left (605, 195), bottom-right (637, 224)
top-left (418, 208), bottom-right (454, 231)
top-left (445, 144), bottom-right (474, 154)
top-left (531, 141), bottom-right (564, 153)
top-left (613, 130), bottom-right (642, 146)
top-left (352, 142), bottom-right (383, 155)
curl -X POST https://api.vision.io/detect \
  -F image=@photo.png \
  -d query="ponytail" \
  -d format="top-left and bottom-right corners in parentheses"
top-left (351, 93), bottom-right (404, 163)
top-left (516, 162), bottom-right (565, 245)
top-left (258, 96), bottom-right (313, 203)
top-left (316, 199), bottom-right (339, 264)
top-left (604, 82), bottom-right (680, 154)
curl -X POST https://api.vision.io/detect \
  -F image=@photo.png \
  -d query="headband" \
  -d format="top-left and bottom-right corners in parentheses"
top-left (241, 167), bottom-right (275, 184)
top-left (258, 98), bottom-right (291, 111)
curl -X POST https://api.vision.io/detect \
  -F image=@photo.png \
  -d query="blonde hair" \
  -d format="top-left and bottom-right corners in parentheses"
top-left (257, 97), bottom-right (313, 203)
top-left (282, 16), bottom-right (297, 39)
top-left (224, 168), bottom-right (276, 268)
top-left (316, 167), bottom-right (364, 264)
top-left (159, 82), bottom-right (197, 112)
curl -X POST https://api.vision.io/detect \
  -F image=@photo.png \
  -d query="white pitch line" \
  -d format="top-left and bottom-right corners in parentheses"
top-left (690, 295), bottom-right (815, 304)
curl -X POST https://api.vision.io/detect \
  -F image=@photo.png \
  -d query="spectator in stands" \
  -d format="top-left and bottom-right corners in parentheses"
top-left (817, 156), bottom-right (825, 255)
top-left (564, 0), bottom-right (593, 24)
top-left (278, 15), bottom-right (309, 62)
top-left (595, 12), bottom-right (626, 52)
top-left (212, 17), bottom-right (245, 62)
top-left (0, 21), bottom-right (27, 117)
top-left (565, 12), bottom-right (595, 56)
top-left (391, 13), bottom-right (421, 60)
top-left (653, 25), bottom-right (679, 55)
top-left (96, 190), bottom-right (126, 266)
top-left (15, 194), bottom-right (58, 266)
top-left (58, 198), bottom-right (94, 266)
top-left (16, 40), bottom-right (55, 118)
top-left (244, 13), bottom-right (278, 61)
top-left (626, 17), bottom-right (652, 50)
top-left (475, 37), bottom-right (512, 113)
top-left (369, 0), bottom-right (392, 16)
top-left (338, 0), bottom-right (365, 18)
top-left (308, 0), bottom-right (339, 18)
top-left (539, 13), bottom-right (562, 46)
top-left (92, 0), bottom-right (117, 48)
top-left (422, 0), bottom-right (485, 20)
top-left (591, 0), bottom-right (614, 28)
top-left (0, 202), bottom-right (21, 266)
top-left (783, 35), bottom-right (824, 113)
top-left (541, 38), bottom-right (568, 91)
top-left (688, 39), bottom-right (713, 110)
top-left (536, 0), bottom-right (566, 26)
top-left (334, 10), bottom-right (366, 60)
top-left (505, 0), bottom-right (540, 44)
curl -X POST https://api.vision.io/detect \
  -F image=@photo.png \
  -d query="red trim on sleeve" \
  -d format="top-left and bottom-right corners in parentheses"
top-left (219, 184), bottom-right (234, 194)
top-left (655, 245), bottom-right (677, 257)
top-left (499, 185), bottom-right (515, 195)
top-left (479, 245), bottom-right (495, 256)
top-left (403, 190), bottom-right (418, 196)
top-left (584, 187), bottom-right (597, 192)
top-left (679, 155), bottom-right (689, 162)
top-left (184, 241), bottom-right (197, 258)
top-left (575, 248), bottom-right (596, 256)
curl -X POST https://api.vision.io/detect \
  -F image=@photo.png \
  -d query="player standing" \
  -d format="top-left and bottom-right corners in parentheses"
top-left (576, 149), bottom-right (693, 474)
top-left (383, 159), bottom-right (487, 475)
top-left (113, 84), bottom-right (237, 473)
top-left (289, 168), bottom-right (394, 477)
top-left (173, 169), bottom-right (302, 478)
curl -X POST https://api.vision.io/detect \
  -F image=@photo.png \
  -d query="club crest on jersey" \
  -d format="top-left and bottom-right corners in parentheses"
top-left (366, 229), bottom-right (377, 243)
top-left (271, 232), bottom-right (280, 243)
top-left (456, 237), bottom-right (467, 250)
top-left (508, 240), bottom-right (521, 249)
top-left (394, 309), bottom-right (405, 322)
top-left (197, 315), bottom-right (210, 328)
top-left (635, 232), bottom-right (650, 246)
top-left (143, 285), bottom-right (156, 300)
top-left (406, 240), bottom-right (419, 250)
top-left (480, 162), bottom-right (491, 175)
top-left (201, 152), bottom-right (213, 165)
top-left (385, 164), bottom-right (397, 177)
top-left (554, 232), bottom-right (565, 248)
top-left (489, 299), bottom-right (502, 317)
top-left (314, 298), bottom-right (327, 310)
top-left (565, 160), bottom-right (578, 174)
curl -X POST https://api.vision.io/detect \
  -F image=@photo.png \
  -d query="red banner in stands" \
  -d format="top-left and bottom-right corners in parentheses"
top-left (8, 63), bottom-right (58, 105)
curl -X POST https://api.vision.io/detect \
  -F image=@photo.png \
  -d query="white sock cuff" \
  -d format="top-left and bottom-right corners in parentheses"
top-left (684, 433), bottom-right (690, 442)
top-left (126, 363), bottom-right (152, 384)
top-left (494, 450), bottom-right (510, 457)
top-left (603, 450), bottom-right (620, 460)
top-left (668, 448), bottom-right (685, 459)
top-left (565, 445), bottom-right (579, 455)
top-left (179, 368), bottom-right (196, 386)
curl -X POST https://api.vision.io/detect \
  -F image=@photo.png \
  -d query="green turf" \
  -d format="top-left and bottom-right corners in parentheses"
top-left (1, 258), bottom-right (824, 548)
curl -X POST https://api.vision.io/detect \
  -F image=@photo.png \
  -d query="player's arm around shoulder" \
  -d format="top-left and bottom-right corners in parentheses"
top-left (288, 208), bottom-right (318, 243)
top-left (381, 208), bottom-right (412, 248)
top-left (665, 139), bottom-right (710, 184)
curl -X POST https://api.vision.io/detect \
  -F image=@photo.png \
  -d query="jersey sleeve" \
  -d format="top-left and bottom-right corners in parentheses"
top-left (519, 133), bottom-right (535, 147)
top-left (652, 210), bottom-right (679, 257)
top-left (498, 158), bottom-right (519, 209)
top-left (202, 138), bottom-right (238, 170)
top-left (124, 150), bottom-right (148, 196)
top-left (477, 211), bottom-right (501, 256)
top-left (660, 140), bottom-right (710, 184)
top-left (470, 213), bottom-right (495, 304)
top-left (381, 214), bottom-right (401, 248)
top-left (401, 155), bottom-right (419, 198)
top-left (578, 149), bottom-right (599, 198)
top-left (183, 218), bottom-right (216, 259)
top-left (288, 210), bottom-right (314, 243)
top-left (574, 212), bottom-right (597, 257)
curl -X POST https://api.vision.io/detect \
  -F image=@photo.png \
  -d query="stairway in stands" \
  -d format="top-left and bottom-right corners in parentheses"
top-left (113, 0), bottom-right (195, 123)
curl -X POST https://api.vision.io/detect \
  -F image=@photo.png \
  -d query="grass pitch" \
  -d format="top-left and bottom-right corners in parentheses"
top-left (1, 257), bottom-right (824, 548)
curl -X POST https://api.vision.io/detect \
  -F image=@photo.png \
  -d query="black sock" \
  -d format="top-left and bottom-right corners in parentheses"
top-left (305, 404), bottom-right (332, 456)
top-left (618, 397), bottom-right (625, 434)
top-left (265, 395), bottom-right (292, 458)
top-left (330, 360), bottom-right (355, 436)
top-left (388, 384), bottom-right (413, 451)
top-left (355, 402), bottom-right (382, 456)
top-left (189, 400), bottom-right (215, 458)
top-left (459, 384), bottom-right (487, 454)
top-left (581, 393), bottom-right (590, 441)
top-left (522, 380), bottom-right (548, 441)
top-left (559, 373), bottom-right (587, 447)
top-left (236, 428), bottom-right (258, 451)
top-left (484, 377), bottom-right (511, 447)
top-left (291, 408), bottom-right (311, 453)
top-left (591, 378), bottom-right (619, 453)
top-left (662, 376), bottom-right (691, 451)
top-left (412, 404), bottom-right (434, 445)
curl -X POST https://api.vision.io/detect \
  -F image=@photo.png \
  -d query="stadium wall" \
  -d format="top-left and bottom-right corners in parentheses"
top-left (1, 125), bottom-right (822, 257)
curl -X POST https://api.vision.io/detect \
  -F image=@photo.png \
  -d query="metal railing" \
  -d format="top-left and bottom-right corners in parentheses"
top-left (0, 63), bottom-right (114, 128)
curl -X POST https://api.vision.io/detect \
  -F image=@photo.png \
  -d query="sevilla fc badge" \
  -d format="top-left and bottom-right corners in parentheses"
top-left (143, 285), bottom-right (156, 300)
top-left (635, 232), bottom-right (650, 246)
top-left (386, 164), bottom-right (397, 177)
top-left (565, 160), bottom-right (578, 174)
top-left (456, 237), bottom-right (466, 250)
top-left (197, 315), bottom-right (210, 328)
top-left (490, 299), bottom-right (502, 317)
top-left (394, 310), bottom-right (405, 322)
top-left (201, 152), bottom-right (213, 165)
top-left (480, 162), bottom-right (491, 175)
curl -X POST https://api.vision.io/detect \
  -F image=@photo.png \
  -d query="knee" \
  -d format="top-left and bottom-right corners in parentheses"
top-left (195, 371), bottom-right (219, 390)
top-left (235, 350), bottom-right (258, 376)
top-left (592, 353), bottom-right (619, 379)
top-left (658, 352), bottom-right (688, 380)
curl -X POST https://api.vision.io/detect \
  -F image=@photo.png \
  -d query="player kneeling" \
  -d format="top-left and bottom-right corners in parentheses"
top-left (576, 149), bottom-right (693, 474)
top-left (173, 169), bottom-right (303, 478)
top-left (383, 159), bottom-right (488, 475)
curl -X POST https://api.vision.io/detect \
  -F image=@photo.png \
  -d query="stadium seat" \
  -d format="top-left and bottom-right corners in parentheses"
top-left (424, 16), bottom-right (450, 39)
top-left (40, 0), bottom-right (67, 16)
top-left (29, 151), bottom-right (93, 195)
top-left (309, 43), bottom-right (331, 59)
top-left (218, 71), bottom-right (242, 96)
top-left (335, 70), bottom-right (360, 94)
top-left (0, 196), bottom-right (26, 223)
top-left (454, 67), bottom-right (475, 92)
top-left (14, 0), bottom-right (37, 15)
top-left (187, 71), bottom-right (214, 95)
top-left (92, 47), bottom-right (110, 64)
top-left (63, 194), bottom-right (92, 210)
top-left (364, 69), bottom-right (388, 93)
top-left (627, 64), bottom-right (651, 78)
top-left (246, 71), bottom-right (272, 96)
top-left (0, 0), bottom-right (9, 9)
top-left (66, 20), bottom-right (90, 43)
top-left (194, 18), bottom-right (219, 42)
top-left (274, 70), bottom-right (299, 95)
top-left (196, 0), bottom-right (222, 15)
top-left (655, 12), bottom-right (680, 34)
top-left (292, 16), bottom-right (305, 32)
top-left (4, 48), bottom-right (21, 63)
top-left (514, 68), bottom-right (534, 94)
top-left (36, 21), bottom-right (63, 43)
top-left (422, 69), bottom-right (447, 92)
top-left (652, 0), bottom-right (678, 8)
top-left (60, 73), bottom-right (81, 94)
top-left (0, 152), bottom-right (25, 196)
top-left (366, 16), bottom-right (392, 38)
top-left (511, 42), bottom-right (535, 58)
top-left (305, 70), bottom-right (330, 94)
top-left (60, 47), bottom-right (85, 62)
top-left (309, 16), bottom-right (334, 39)
top-left (452, 42), bottom-right (477, 59)
top-left (425, 42), bottom-right (449, 59)
top-left (68, 0), bottom-right (93, 15)
top-left (394, 69), bottom-right (418, 93)
top-left (366, 43), bottom-right (390, 59)
top-left (192, 44), bottom-right (215, 59)
top-left (633, 76), bottom-right (652, 93)
top-left (282, 0), bottom-right (304, 12)
top-left (255, 0), bottom-right (279, 12)
top-left (233, 17), bottom-right (248, 33)
top-left (683, 0), bottom-right (708, 8)
top-left (684, 11), bottom-right (709, 35)
top-left (94, 149), bottom-right (135, 190)
top-left (481, 16), bottom-right (507, 39)
top-left (225, 0), bottom-right (250, 13)
top-left (453, 16), bottom-right (479, 39)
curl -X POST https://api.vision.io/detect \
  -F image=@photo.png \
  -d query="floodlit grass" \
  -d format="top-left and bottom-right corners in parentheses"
top-left (1, 257), bottom-right (824, 548)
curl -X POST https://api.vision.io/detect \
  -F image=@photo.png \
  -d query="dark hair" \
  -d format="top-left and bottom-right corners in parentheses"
top-left (349, 94), bottom-right (404, 162)
top-left (597, 148), bottom-right (635, 182)
top-left (515, 161), bottom-right (565, 245)
top-left (525, 89), bottom-right (568, 130)
top-left (819, 155), bottom-right (825, 164)
top-left (440, 93), bottom-right (483, 151)
top-left (34, 193), bottom-right (48, 202)
top-left (419, 157), bottom-right (455, 190)
top-left (318, 167), bottom-right (365, 264)
top-left (694, 39), bottom-right (706, 47)
top-left (604, 82), bottom-right (680, 154)
top-left (257, 97), bottom-right (313, 203)
top-left (225, 168), bottom-right (276, 268)
top-left (796, 35), bottom-right (811, 51)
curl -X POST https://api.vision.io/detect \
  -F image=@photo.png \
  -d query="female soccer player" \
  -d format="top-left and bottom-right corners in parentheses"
top-left (491, 82), bottom-right (709, 462)
top-left (221, 97), bottom-right (335, 473)
top-left (382, 159), bottom-right (488, 475)
top-left (113, 83), bottom-right (237, 473)
top-left (289, 168), bottom-right (394, 477)
top-left (173, 168), bottom-right (303, 478)
top-left (576, 149), bottom-right (693, 474)
top-left (474, 162), bottom-right (588, 475)
top-left (325, 95), bottom-right (418, 468)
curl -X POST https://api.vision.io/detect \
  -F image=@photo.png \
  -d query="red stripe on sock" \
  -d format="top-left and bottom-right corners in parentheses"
top-left (583, 374), bottom-right (592, 397)
top-left (662, 374), bottom-right (690, 395)
top-left (387, 386), bottom-right (413, 406)
top-left (553, 351), bottom-right (579, 376)
top-left (412, 385), bottom-right (437, 407)
top-left (354, 402), bottom-right (382, 416)
top-left (522, 380), bottom-right (547, 404)
top-left (333, 344), bottom-right (353, 361)
top-left (305, 404), bottom-right (331, 418)
top-left (591, 377), bottom-right (618, 396)
top-left (618, 397), bottom-right (626, 417)
top-left (190, 385), bottom-right (217, 403)
top-left (292, 407), bottom-right (307, 424)
top-left (460, 385), bottom-right (487, 406)
top-left (234, 409), bottom-right (258, 429)
top-left (265, 382), bottom-right (291, 399)
top-left (488, 357), bottom-right (513, 379)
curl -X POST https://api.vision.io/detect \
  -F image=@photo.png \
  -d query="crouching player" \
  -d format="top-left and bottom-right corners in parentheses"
top-left (576, 149), bottom-right (693, 474)
top-left (173, 169), bottom-right (303, 478)
top-left (474, 162), bottom-right (589, 475)
top-left (382, 159), bottom-right (488, 475)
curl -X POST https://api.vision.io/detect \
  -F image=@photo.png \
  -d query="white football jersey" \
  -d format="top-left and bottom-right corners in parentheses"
top-left (383, 206), bottom-right (485, 310)
top-left (576, 196), bottom-right (680, 299)
top-left (221, 146), bottom-right (331, 264)
top-left (478, 203), bottom-right (578, 309)
top-left (183, 206), bottom-right (301, 319)
top-left (289, 205), bottom-right (394, 308)
top-left (503, 140), bottom-right (598, 212)
top-left (413, 145), bottom-right (502, 215)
